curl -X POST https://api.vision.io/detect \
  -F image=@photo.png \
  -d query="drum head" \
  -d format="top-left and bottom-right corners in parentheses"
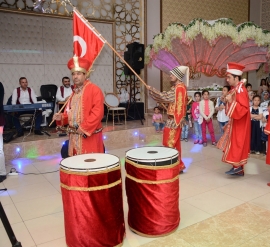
top-left (126, 146), bottom-right (179, 166)
top-left (60, 153), bottom-right (120, 172)
top-left (105, 93), bottom-right (119, 107)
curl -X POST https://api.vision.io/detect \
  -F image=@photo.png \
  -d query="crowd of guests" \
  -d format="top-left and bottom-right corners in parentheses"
top-left (152, 77), bottom-right (270, 154)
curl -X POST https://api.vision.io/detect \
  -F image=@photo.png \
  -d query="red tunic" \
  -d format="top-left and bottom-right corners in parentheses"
top-left (149, 83), bottom-right (187, 171)
top-left (58, 80), bottom-right (104, 156)
top-left (264, 117), bottom-right (270, 165)
top-left (222, 82), bottom-right (251, 166)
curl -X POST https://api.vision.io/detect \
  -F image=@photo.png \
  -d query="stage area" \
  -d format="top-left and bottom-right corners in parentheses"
top-left (1, 116), bottom-right (270, 247)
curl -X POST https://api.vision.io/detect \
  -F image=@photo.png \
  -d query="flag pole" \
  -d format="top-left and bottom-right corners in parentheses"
top-left (73, 8), bottom-right (149, 89)
top-left (48, 98), bottom-right (70, 127)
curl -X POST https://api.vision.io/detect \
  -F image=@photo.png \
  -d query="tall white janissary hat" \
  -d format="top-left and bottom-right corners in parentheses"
top-left (226, 62), bottom-right (245, 76)
top-left (170, 66), bottom-right (190, 86)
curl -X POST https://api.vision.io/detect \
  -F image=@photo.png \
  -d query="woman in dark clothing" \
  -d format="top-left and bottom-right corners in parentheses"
top-left (0, 82), bottom-right (6, 182)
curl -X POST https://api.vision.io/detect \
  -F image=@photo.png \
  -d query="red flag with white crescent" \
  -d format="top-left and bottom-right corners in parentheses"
top-left (73, 9), bottom-right (105, 70)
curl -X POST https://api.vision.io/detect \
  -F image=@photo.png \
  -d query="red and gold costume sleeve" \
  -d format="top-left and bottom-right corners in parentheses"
top-left (265, 117), bottom-right (270, 135)
top-left (226, 85), bottom-right (249, 119)
top-left (265, 116), bottom-right (270, 165)
top-left (79, 84), bottom-right (104, 136)
top-left (174, 84), bottom-right (187, 126)
top-left (149, 86), bottom-right (175, 103)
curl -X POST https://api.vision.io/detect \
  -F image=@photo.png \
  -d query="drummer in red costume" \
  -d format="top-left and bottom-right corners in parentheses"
top-left (147, 66), bottom-right (189, 172)
top-left (222, 62), bottom-right (251, 176)
top-left (53, 56), bottom-right (104, 156)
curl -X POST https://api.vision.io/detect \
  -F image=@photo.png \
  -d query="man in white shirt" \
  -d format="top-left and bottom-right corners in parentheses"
top-left (56, 77), bottom-right (74, 103)
top-left (12, 77), bottom-right (43, 136)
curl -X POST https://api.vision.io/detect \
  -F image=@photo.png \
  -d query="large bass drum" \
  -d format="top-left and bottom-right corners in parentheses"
top-left (125, 146), bottom-right (180, 237)
top-left (60, 153), bottom-right (125, 247)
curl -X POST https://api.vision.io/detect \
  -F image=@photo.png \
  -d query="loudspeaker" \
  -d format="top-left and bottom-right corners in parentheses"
top-left (124, 42), bottom-right (144, 75)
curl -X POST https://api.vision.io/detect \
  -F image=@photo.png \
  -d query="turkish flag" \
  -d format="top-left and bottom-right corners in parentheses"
top-left (73, 9), bottom-right (105, 70)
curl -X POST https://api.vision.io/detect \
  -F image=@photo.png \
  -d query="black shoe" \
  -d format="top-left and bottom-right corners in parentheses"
top-left (225, 167), bottom-right (234, 174)
top-left (0, 175), bottom-right (7, 183)
top-left (34, 130), bottom-right (44, 135)
top-left (231, 171), bottom-right (244, 176)
top-left (226, 166), bottom-right (243, 175)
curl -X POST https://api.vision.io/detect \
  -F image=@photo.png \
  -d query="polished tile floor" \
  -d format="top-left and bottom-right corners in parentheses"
top-left (1, 134), bottom-right (270, 246)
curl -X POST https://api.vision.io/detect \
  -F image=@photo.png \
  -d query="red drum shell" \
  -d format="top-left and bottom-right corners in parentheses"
top-left (125, 147), bottom-right (180, 237)
top-left (60, 155), bottom-right (125, 247)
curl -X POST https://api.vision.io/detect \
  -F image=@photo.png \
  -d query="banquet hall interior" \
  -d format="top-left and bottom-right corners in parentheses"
top-left (1, 0), bottom-right (270, 246)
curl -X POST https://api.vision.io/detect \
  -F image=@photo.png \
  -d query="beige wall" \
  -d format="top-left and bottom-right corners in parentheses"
top-left (249, 0), bottom-right (262, 90)
top-left (161, 0), bottom-right (249, 30)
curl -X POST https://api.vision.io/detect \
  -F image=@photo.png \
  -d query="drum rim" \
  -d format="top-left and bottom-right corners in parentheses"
top-left (60, 153), bottom-right (120, 171)
top-left (126, 146), bottom-right (178, 162)
top-left (60, 161), bottom-right (119, 171)
top-left (104, 93), bottom-right (119, 108)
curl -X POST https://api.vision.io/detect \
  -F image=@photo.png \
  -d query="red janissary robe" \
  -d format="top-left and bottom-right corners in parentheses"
top-left (222, 82), bottom-right (251, 166)
top-left (57, 80), bottom-right (104, 156)
top-left (149, 83), bottom-right (187, 170)
top-left (264, 117), bottom-right (270, 165)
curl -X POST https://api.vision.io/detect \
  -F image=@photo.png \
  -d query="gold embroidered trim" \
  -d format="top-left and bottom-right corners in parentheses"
top-left (176, 92), bottom-right (183, 117)
top-left (222, 118), bottom-right (248, 166)
top-left (67, 241), bottom-right (123, 247)
top-left (125, 159), bottom-right (179, 170)
top-left (168, 128), bottom-right (177, 147)
top-left (126, 173), bottom-right (179, 184)
top-left (60, 165), bottom-right (120, 176)
top-left (227, 101), bottom-right (237, 117)
top-left (128, 225), bottom-right (178, 238)
top-left (61, 179), bottom-right (121, 191)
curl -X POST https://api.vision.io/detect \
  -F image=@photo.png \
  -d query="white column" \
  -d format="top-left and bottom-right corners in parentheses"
top-left (146, 0), bottom-right (161, 110)
top-left (248, 0), bottom-right (262, 90)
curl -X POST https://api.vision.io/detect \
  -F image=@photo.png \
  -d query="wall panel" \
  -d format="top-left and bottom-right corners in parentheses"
top-left (0, 10), bottom-right (114, 102)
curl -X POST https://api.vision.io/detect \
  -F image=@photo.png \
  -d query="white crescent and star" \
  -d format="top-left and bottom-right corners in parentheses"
top-left (73, 35), bottom-right (87, 57)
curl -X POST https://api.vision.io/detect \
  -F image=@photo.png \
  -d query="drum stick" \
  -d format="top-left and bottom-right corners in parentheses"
top-left (161, 103), bottom-right (168, 111)
top-left (48, 99), bottom-right (70, 127)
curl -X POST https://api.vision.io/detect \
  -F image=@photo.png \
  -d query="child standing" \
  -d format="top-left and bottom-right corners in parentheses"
top-left (191, 92), bottom-right (203, 144)
top-left (215, 86), bottom-right (230, 134)
top-left (152, 107), bottom-right (164, 133)
top-left (181, 104), bottom-right (191, 142)
top-left (248, 91), bottom-right (254, 107)
top-left (199, 90), bottom-right (216, 147)
top-left (245, 83), bottom-right (252, 92)
top-left (250, 95), bottom-right (263, 154)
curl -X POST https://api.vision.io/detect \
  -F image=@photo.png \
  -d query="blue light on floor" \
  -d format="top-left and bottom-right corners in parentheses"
top-left (38, 154), bottom-right (61, 161)
top-left (11, 158), bottom-right (32, 166)
top-left (182, 157), bottom-right (193, 170)
top-left (103, 136), bottom-right (107, 140)
top-left (190, 144), bottom-right (203, 153)
top-left (16, 147), bottom-right (20, 152)
top-left (134, 131), bottom-right (138, 136)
